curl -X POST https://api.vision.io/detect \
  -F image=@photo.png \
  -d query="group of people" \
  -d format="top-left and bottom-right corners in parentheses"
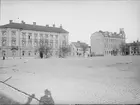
top-left (25, 89), bottom-right (55, 105)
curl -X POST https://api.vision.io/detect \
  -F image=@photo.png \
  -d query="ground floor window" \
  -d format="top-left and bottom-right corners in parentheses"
top-left (28, 51), bottom-right (31, 56)
top-left (12, 50), bottom-right (16, 56)
top-left (22, 51), bottom-right (25, 56)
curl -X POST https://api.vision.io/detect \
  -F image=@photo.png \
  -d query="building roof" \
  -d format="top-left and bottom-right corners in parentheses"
top-left (71, 41), bottom-right (89, 49)
top-left (71, 42), bottom-right (81, 48)
top-left (94, 30), bottom-right (125, 39)
top-left (0, 22), bottom-right (69, 33)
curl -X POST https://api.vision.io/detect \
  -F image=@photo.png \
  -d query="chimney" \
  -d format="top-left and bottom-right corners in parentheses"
top-left (9, 20), bottom-right (13, 24)
top-left (33, 22), bottom-right (36, 26)
top-left (46, 24), bottom-right (49, 27)
top-left (60, 24), bottom-right (62, 28)
top-left (21, 20), bottom-right (25, 24)
top-left (77, 41), bottom-right (80, 43)
top-left (53, 24), bottom-right (55, 27)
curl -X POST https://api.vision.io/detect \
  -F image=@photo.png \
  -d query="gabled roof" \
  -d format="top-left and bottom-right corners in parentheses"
top-left (71, 42), bottom-right (81, 48)
top-left (71, 41), bottom-right (89, 49)
top-left (99, 31), bottom-right (124, 38)
top-left (0, 22), bottom-right (69, 33)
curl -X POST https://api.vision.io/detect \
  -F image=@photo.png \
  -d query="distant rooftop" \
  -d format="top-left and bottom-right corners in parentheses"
top-left (0, 20), bottom-right (69, 34)
top-left (94, 29), bottom-right (125, 39)
top-left (71, 41), bottom-right (89, 48)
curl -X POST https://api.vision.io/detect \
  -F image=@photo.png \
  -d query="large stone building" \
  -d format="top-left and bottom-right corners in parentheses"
top-left (0, 20), bottom-right (69, 58)
top-left (90, 28), bottom-right (125, 56)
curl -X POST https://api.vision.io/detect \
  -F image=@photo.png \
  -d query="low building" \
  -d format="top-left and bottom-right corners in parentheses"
top-left (0, 20), bottom-right (69, 58)
top-left (90, 28), bottom-right (125, 56)
top-left (127, 40), bottom-right (140, 55)
top-left (70, 41), bottom-right (90, 57)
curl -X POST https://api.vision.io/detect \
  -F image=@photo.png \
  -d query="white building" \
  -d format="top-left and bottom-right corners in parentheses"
top-left (90, 28), bottom-right (125, 56)
top-left (70, 41), bottom-right (90, 57)
top-left (0, 20), bottom-right (69, 58)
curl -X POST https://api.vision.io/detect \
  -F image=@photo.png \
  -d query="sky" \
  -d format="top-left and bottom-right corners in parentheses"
top-left (0, 0), bottom-right (140, 45)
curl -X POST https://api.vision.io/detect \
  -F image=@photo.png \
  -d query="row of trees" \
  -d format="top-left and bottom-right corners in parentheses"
top-left (36, 45), bottom-right (71, 58)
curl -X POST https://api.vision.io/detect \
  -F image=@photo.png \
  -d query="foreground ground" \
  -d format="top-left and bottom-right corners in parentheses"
top-left (0, 56), bottom-right (140, 104)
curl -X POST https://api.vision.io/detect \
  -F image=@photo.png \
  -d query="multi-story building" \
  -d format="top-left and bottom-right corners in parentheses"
top-left (0, 20), bottom-right (69, 58)
top-left (127, 40), bottom-right (140, 55)
top-left (90, 28), bottom-right (125, 56)
top-left (70, 41), bottom-right (90, 57)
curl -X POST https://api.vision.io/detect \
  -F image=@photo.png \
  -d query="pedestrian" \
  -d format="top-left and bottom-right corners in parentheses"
top-left (25, 94), bottom-right (35, 105)
top-left (39, 89), bottom-right (55, 105)
top-left (3, 54), bottom-right (5, 60)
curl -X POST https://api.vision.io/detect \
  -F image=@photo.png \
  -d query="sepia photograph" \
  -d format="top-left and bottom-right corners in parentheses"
top-left (0, 0), bottom-right (140, 104)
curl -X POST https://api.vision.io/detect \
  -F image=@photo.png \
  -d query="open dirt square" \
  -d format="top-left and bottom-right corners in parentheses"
top-left (0, 56), bottom-right (140, 104)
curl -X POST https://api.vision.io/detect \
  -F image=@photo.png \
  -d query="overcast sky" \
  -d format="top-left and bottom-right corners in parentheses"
top-left (0, 0), bottom-right (140, 45)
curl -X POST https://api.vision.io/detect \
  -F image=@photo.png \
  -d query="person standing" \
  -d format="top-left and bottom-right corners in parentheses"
top-left (3, 53), bottom-right (5, 60)
top-left (39, 89), bottom-right (55, 105)
top-left (25, 94), bottom-right (35, 105)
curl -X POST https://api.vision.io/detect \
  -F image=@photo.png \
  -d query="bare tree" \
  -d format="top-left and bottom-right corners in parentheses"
top-left (80, 43), bottom-right (89, 56)
top-left (59, 46), bottom-right (70, 58)
top-left (37, 45), bottom-right (52, 58)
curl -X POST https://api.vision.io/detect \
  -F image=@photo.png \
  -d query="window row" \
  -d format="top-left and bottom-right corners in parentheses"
top-left (22, 32), bottom-right (59, 39)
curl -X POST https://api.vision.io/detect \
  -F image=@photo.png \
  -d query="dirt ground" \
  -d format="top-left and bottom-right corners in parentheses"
top-left (0, 56), bottom-right (140, 104)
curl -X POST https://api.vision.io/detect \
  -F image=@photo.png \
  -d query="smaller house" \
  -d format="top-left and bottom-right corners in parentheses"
top-left (128, 40), bottom-right (140, 55)
top-left (70, 41), bottom-right (90, 57)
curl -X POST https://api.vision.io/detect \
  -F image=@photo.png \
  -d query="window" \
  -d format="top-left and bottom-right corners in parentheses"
top-left (28, 33), bottom-right (32, 39)
top-left (50, 34), bottom-right (53, 38)
top-left (2, 31), bottom-right (6, 36)
top-left (45, 39), bottom-right (49, 45)
top-left (34, 41), bottom-right (38, 47)
top-left (2, 37), bottom-right (6, 46)
top-left (63, 35), bottom-right (66, 39)
top-left (62, 40), bottom-right (66, 46)
top-left (11, 31), bottom-right (16, 36)
top-left (34, 33), bottom-right (38, 39)
top-left (55, 35), bottom-right (58, 39)
top-left (28, 40), bottom-right (32, 46)
top-left (22, 51), bottom-right (25, 56)
top-left (22, 40), bottom-right (26, 46)
top-left (50, 40), bottom-right (53, 48)
top-left (22, 32), bottom-right (26, 39)
top-left (55, 40), bottom-right (58, 48)
top-left (2, 40), bottom-right (6, 46)
top-left (45, 34), bottom-right (48, 38)
top-left (28, 51), bottom-right (31, 56)
top-left (12, 40), bottom-right (16, 46)
top-left (40, 34), bottom-right (43, 39)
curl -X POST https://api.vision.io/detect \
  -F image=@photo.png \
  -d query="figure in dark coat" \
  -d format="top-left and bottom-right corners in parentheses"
top-left (39, 89), bottom-right (55, 105)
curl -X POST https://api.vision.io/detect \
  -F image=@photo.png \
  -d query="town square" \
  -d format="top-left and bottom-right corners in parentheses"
top-left (0, 0), bottom-right (140, 104)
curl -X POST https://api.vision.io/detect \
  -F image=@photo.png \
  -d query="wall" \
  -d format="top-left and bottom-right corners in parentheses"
top-left (90, 32), bottom-right (104, 55)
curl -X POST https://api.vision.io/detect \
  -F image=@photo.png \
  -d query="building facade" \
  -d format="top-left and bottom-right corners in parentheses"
top-left (0, 20), bottom-right (69, 58)
top-left (127, 40), bottom-right (140, 55)
top-left (70, 41), bottom-right (90, 57)
top-left (90, 28), bottom-right (125, 56)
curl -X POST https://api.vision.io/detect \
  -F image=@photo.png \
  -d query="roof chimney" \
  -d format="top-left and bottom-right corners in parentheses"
top-left (9, 20), bottom-right (13, 24)
top-left (53, 24), bottom-right (55, 27)
top-left (33, 22), bottom-right (36, 26)
top-left (46, 24), bottom-right (49, 27)
top-left (21, 20), bottom-right (25, 24)
top-left (60, 24), bottom-right (62, 28)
